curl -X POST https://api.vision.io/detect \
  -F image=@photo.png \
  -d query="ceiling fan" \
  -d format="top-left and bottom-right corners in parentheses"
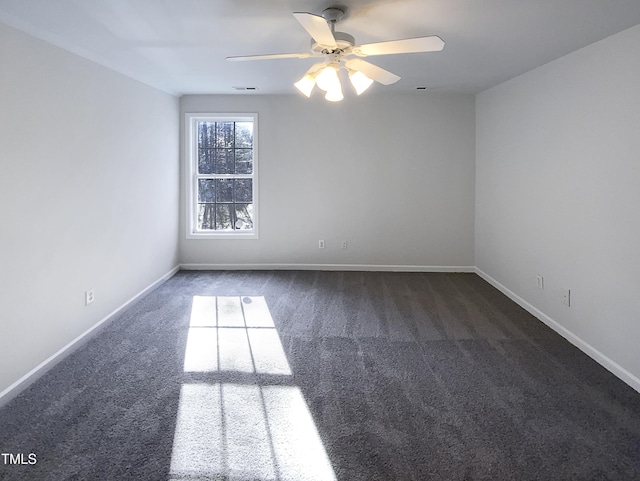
top-left (226, 7), bottom-right (444, 101)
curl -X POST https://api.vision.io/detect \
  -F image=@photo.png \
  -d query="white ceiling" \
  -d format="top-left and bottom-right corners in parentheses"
top-left (1, 0), bottom-right (640, 97)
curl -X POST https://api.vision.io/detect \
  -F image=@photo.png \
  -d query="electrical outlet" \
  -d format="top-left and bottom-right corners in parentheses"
top-left (85, 289), bottom-right (95, 306)
top-left (536, 275), bottom-right (544, 290)
top-left (342, 241), bottom-right (348, 249)
top-left (318, 239), bottom-right (325, 249)
top-left (561, 288), bottom-right (571, 307)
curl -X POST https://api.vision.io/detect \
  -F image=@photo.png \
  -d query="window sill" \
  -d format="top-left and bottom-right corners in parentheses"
top-left (186, 231), bottom-right (259, 240)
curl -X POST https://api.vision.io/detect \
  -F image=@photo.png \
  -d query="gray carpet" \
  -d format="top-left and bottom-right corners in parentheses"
top-left (1, 271), bottom-right (639, 480)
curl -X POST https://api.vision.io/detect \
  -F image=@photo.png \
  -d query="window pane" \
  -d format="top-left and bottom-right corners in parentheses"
top-left (198, 122), bottom-right (216, 148)
top-left (234, 179), bottom-right (252, 203)
top-left (216, 122), bottom-right (235, 148)
top-left (235, 122), bottom-right (253, 148)
top-left (235, 149), bottom-right (253, 174)
top-left (198, 149), bottom-right (215, 174)
top-left (234, 204), bottom-right (253, 230)
top-left (198, 179), bottom-right (215, 203)
top-left (198, 204), bottom-right (216, 230)
top-left (215, 204), bottom-right (232, 230)
top-left (216, 179), bottom-right (234, 203)
top-left (214, 149), bottom-right (234, 174)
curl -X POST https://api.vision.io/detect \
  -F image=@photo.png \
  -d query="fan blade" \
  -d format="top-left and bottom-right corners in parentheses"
top-left (227, 52), bottom-right (313, 61)
top-left (356, 35), bottom-right (444, 56)
top-left (345, 58), bottom-right (400, 85)
top-left (293, 12), bottom-right (337, 48)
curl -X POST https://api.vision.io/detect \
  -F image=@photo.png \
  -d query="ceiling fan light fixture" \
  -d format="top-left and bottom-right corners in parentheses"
top-left (316, 65), bottom-right (340, 92)
top-left (294, 74), bottom-right (316, 97)
top-left (348, 70), bottom-right (374, 95)
top-left (325, 85), bottom-right (344, 102)
top-left (294, 62), bottom-right (324, 97)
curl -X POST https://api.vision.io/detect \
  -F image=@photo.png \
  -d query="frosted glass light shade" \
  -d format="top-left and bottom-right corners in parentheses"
top-left (325, 86), bottom-right (344, 102)
top-left (316, 66), bottom-right (340, 92)
top-left (294, 75), bottom-right (316, 97)
top-left (349, 70), bottom-right (374, 95)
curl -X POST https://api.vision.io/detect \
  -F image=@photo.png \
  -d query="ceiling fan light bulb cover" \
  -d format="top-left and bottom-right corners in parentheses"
top-left (316, 66), bottom-right (340, 92)
top-left (294, 75), bottom-right (316, 97)
top-left (349, 70), bottom-right (374, 95)
top-left (325, 86), bottom-right (344, 102)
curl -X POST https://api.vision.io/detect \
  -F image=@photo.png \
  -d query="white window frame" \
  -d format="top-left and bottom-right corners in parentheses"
top-left (185, 113), bottom-right (259, 239)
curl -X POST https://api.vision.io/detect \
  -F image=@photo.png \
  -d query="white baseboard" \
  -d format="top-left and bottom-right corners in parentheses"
top-left (0, 265), bottom-right (181, 407)
top-left (180, 263), bottom-right (476, 273)
top-left (474, 267), bottom-right (640, 394)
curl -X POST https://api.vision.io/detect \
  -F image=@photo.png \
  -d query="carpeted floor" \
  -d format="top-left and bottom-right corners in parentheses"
top-left (1, 270), bottom-right (639, 480)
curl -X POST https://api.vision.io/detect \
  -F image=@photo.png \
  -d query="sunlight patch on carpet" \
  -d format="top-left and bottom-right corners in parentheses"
top-left (170, 296), bottom-right (336, 480)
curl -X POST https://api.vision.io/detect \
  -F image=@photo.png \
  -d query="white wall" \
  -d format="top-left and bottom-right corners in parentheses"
top-left (0, 23), bottom-right (180, 396)
top-left (476, 25), bottom-right (640, 388)
top-left (180, 93), bottom-right (475, 269)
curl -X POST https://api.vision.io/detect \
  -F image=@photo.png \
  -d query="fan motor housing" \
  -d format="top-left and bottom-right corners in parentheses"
top-left (311, 31), bottom-right (355, 54)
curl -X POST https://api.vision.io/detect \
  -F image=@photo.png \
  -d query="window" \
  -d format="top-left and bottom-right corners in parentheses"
top-left (186, 113), bottom-right (258, 238)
